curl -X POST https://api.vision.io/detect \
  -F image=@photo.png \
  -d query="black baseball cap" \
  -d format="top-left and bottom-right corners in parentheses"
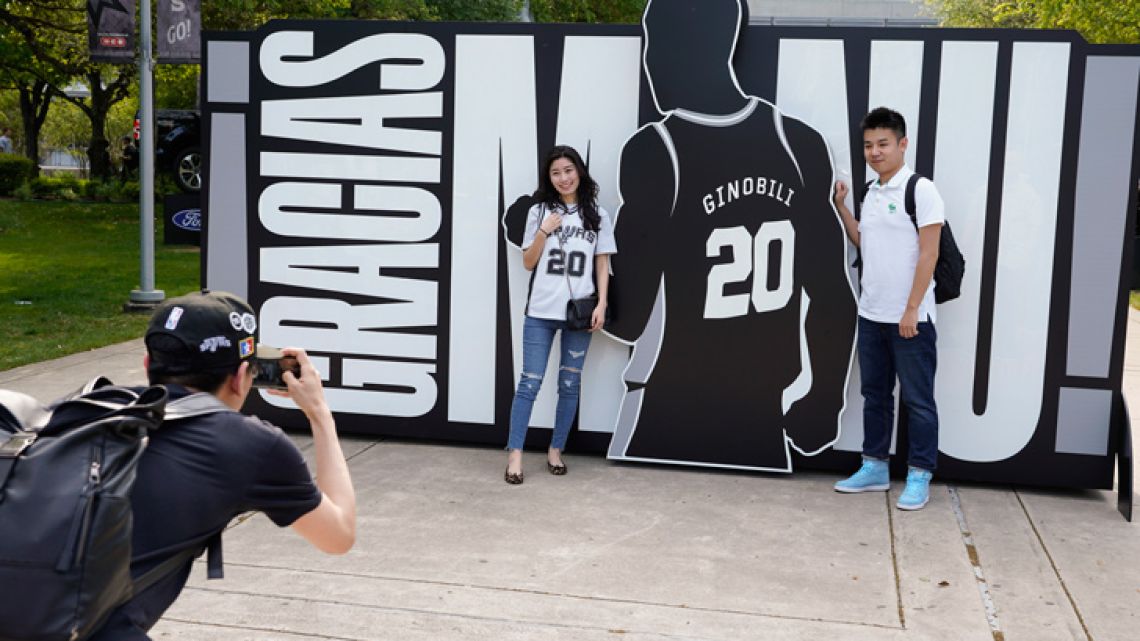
top-left (145, 290), bottom-right (265, 376)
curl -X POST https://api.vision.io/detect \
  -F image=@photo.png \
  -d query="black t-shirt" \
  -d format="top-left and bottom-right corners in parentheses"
top-left (89, 385), bottom-right (321, 640)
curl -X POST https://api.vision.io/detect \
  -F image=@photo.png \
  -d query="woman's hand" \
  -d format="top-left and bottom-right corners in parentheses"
top-left (539, 213), bottom-right (563, 237)
top-left (590, 300), bottom-right (607, 332)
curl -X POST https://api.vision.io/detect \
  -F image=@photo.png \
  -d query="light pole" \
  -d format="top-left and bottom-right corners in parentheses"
top-left (127, 0), bottom-right (164, 310)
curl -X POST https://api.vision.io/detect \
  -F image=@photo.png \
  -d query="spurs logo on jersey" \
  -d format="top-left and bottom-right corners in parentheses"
top-left (606, 97), bottom-right (856, 471)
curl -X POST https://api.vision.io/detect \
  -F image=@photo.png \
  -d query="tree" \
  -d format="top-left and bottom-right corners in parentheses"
top-left (428, 0), bottom-right (522, 21)
top-left (924, 0), bottom-right (1140, 44)
top-left (0, 4), bottom-right (70, 171)
top-left (0, 1), bottom-right (135, 179)
top-left (530, 0), bottom-right (646, 24)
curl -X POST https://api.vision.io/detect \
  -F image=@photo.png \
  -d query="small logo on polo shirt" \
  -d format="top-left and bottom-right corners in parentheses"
top-left (239, 337), bottom-right (255, 358)
top-left (888, 202), bottom-right (897, 214)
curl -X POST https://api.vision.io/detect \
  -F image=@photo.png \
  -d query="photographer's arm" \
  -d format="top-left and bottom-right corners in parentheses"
top-left (276, 348), bottom-right (357, 555)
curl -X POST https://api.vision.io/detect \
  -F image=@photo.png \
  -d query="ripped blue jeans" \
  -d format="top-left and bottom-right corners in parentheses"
top-left (506, 315), bottom-right (592, 451)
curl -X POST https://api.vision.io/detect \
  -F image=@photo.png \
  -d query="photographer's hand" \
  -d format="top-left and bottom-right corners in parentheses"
top-left (271, 348), bottom-right (357, 555)
top-left (269, 348), bottom-right (329, 422)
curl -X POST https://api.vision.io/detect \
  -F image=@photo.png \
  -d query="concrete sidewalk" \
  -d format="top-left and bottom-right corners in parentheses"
top-left (2, 324), bottom-right (1137, 640)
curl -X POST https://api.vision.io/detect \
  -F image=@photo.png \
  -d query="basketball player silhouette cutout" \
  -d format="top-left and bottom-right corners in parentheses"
top-left (604, 0), bottom-right (857, 470)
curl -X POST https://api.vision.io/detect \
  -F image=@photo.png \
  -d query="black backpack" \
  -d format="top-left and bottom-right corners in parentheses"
top-left (861, 173), bottom-right (966, 303)
top-left (0, 379), bottom-right (230, 641)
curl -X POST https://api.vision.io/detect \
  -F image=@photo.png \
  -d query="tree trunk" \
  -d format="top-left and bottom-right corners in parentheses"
top-left (16, 81), bottom-right (51, 176)
top-left (85, 71), bottom-right (113, 180)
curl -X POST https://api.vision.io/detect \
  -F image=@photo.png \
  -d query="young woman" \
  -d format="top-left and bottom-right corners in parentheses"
top-left (504, 145), bottom-right (617, 484)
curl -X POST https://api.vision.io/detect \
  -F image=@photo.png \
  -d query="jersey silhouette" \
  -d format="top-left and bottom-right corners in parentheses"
top-left (606, 96), bottom-right (856, 470)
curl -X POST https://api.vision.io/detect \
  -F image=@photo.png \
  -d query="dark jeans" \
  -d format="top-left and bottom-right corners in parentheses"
top-left (858, 315), bottom-right (939, 471)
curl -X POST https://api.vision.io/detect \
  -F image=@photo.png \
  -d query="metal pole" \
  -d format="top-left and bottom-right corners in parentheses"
top-left (128, 0), bottom-right (164, 309)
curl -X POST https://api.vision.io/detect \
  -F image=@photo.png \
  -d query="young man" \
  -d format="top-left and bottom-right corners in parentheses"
top-left (0, 128), bottom-right (13, 154)
top-left (832, 107), bottom-right (944, 510)
top-left (90, 290), bottom-right (356, 639)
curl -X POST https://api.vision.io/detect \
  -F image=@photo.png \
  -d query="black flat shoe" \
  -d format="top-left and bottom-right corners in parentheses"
top-left (547, 461), bottom-right (567, 475)
top-left (504, 467), bottom-right (524, 485)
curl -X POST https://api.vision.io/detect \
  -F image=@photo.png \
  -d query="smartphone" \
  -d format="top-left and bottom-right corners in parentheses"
top-left (250, 346), bottom-right (300, 390)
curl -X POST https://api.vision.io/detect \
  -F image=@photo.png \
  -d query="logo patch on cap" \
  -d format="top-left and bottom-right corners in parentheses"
top-left (200, 336), bottom-right (232, 353)
top-left (241, 313), bottom-right (257, 334)
top-left (229, 312), bottom-right (244, 331)
top-left (165, 307), bottom-right (184, 330)
top-left (239, 337), bottom-right (255, 358)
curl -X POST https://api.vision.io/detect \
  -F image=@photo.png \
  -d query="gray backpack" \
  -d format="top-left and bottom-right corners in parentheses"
top-left (0, 379), bottom-right (230, 641)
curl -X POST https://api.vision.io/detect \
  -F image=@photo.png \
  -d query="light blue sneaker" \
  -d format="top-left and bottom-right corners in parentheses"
top-left (896, 467), bottom-right (933, 510)
top-left (834, 457), bottom-right (890, 493)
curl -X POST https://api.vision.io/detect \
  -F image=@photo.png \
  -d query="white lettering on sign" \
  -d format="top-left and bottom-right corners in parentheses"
top-left (260, 31), bottom-right (445, 90)
top-left (166, 19), bottom-right (192, 45)
top-left (257, 31), bottom-right (445, 418)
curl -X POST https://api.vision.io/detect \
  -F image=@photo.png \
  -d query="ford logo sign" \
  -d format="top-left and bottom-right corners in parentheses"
top-left (172, 208), bottom-right (201, 232)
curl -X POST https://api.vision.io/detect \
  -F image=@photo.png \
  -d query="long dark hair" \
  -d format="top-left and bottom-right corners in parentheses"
top-left (539, 145), bottom-right (601, 232)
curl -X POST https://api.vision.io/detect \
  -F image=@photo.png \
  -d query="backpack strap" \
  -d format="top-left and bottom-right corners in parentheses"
top-left (132, 531), bottom-right (225, 599)
top-left (164, 392), bottom-right (234, 421)
top-left (904, 172), bottom-right (922, 231)
top-left (857, 179), bottom-right (875, 219)
top-left (158, 391), bottom-right (234, 582)
top-left (0, 389), bottom-right (50, 431)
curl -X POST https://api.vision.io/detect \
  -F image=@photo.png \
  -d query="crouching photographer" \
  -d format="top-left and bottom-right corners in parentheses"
top-left (89, 290), bottom-right (356, 640)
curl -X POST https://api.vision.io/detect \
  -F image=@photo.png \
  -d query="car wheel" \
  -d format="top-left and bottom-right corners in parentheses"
top-left (174, 147), bottom-right (201, 193)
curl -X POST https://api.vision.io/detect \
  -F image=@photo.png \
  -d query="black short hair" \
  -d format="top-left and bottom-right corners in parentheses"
top-left (146, 333), bottom-right (237, 393)
top-left (861, 107), bottom-right (907, 140)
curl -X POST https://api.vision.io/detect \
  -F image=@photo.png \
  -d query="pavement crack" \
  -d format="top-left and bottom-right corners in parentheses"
top-left (948, 485), bottom-right (1005, 641)
top-left (162, 618), bottom-right (366, 640)
top-left (187, 561), bottom-right (906, 632)
top-left (885, 488), bottom-right (906, 629)
top-left (1014, 489), bottom-right (1095, 641)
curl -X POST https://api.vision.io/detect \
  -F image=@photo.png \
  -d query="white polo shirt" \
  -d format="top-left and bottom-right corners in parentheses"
top-left (858, 165), bottom-right (945, 324)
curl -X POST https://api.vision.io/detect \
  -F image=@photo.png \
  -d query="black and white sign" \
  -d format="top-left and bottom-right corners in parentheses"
top-left (202, 10), bottom-right (1140, 489)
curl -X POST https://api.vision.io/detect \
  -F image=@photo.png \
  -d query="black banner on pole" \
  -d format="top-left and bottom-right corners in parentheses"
top-left (87, 0), bottom-right (135, 62)
top-left (157, 0), bottom-right (200, 63)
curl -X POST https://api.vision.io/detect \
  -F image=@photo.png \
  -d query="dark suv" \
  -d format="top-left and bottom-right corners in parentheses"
top-left (132, 109), bottom-right (201, 193)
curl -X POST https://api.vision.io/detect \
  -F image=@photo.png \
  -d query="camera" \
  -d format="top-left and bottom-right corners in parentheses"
top-left (250, 346), bottom-right (300, 390)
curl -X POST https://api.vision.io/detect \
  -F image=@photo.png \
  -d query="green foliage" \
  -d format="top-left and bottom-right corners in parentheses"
top-left (16, 175), bottom-right (137, 202)
top-left (0, 154), bottom-right (34, 195)
top-left (428, 0), bottom-right (522, 21)
top-left (154, 66), bottom-right (200, 109)
top-left (530, 0), bottom-right (646, 23)
top-left (925, 0), bottom-right (1140, 44)
top-left (202, 0), bottom-right (527, 26)
top-left (27, 175), bottom-right (78, 198)
top-left (0, 200), bottom-right (202, 371)
top-left (12, 181), bottom-right (33, 200)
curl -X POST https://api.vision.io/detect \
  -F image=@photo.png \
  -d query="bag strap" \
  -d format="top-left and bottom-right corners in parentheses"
top-left (131, 393), bottom-right (234, 593)
top-left (133, 531), bottom-right (225, 599)
top-left (165, 392), bottom-right (234, 421)
top-left (857, 179), bottom-right (875, 220)
top-left (904, 172), bottom-right (922, 231)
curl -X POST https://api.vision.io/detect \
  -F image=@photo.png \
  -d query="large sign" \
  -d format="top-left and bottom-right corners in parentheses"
top-left (202, 8), bottom-right (1140, 489)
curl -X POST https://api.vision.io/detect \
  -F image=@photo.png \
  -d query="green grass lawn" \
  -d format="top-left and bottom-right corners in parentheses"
top-left (0, 199), bottom-right (201, 371)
